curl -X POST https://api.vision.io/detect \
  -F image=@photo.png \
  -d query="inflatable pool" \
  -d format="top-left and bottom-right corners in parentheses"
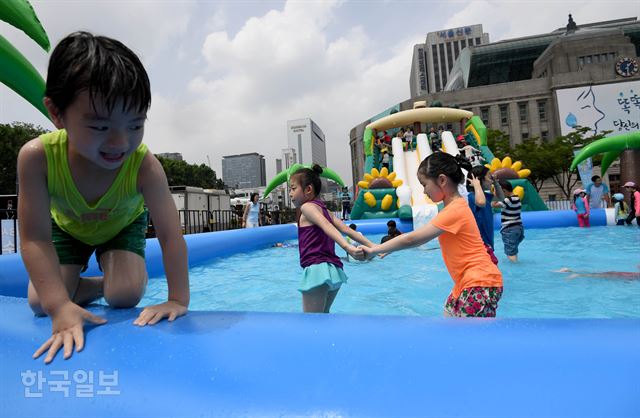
top-left (1, 215), bottom-right (638, 417)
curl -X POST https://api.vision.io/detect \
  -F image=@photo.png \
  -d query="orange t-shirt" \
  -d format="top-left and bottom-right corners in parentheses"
top-left (430, 197), bottom-right (503, 298)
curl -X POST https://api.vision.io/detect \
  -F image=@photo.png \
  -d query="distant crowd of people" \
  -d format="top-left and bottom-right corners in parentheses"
top-left (573, 177), bottom-right (640, 227)
top-left (373, 126), bottom-right (486, 175)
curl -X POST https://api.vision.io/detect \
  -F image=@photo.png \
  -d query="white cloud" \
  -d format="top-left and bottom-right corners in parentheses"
top-left (3, 0), bottom-right (635, 188)
top-left (147, 0), bottom-right (419, 186)
top-left (0, 1), bottom-right (195, 128)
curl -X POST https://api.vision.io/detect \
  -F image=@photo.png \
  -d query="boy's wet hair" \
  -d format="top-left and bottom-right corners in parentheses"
top-left (591, 175), bottom-right (601, 182)
top-left (291, 164), bottom-right (323, 197)
top-left (418, 152), bottom-right (471, 184)
top-left (45, 31), bottom-right (151, 115)
top-left (386, 220), bottom-right (396, 228)
top-left (349, 223), bottom-right (357, 230)
top-left (500, 180), bottom-right (514, 192)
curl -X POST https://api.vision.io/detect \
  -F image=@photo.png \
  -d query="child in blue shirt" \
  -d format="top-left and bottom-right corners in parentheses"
top-left (467, 166), bottom-right (503, 264)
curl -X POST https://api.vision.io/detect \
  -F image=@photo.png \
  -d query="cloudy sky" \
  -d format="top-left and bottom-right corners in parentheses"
top-left (1, 0), bottom-right (638, 185)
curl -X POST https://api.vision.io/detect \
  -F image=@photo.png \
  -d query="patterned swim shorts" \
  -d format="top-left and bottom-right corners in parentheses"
top-left (444, 286), bottom-right (503, 317)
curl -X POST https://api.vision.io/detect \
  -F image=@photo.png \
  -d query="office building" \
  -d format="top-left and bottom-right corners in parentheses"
top-left (221, 153), bottom-right (266, 189)
top-left (410, 24), bottom-right (490, 97)
top-left (156, 152), bottom-right (183, 161)
top-left (286, 118), bottom-right (327, 167)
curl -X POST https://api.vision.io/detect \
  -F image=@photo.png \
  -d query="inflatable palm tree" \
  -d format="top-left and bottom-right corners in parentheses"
top-left (0, 0), bottom-right (50, 117)
top-left (570, 131), bottom-right (640, 190)
top-left (263, 164), bottom-right (345, 198)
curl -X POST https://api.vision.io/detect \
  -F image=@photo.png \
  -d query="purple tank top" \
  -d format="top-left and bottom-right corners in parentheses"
top-left (298, 200), bottom-right (343, 269)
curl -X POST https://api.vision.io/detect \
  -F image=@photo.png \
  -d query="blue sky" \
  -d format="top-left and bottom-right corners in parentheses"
top-left (1, 0), bottom-right (638, 184)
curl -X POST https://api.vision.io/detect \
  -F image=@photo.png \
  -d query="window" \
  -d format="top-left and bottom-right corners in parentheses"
top-left (594, 54), bottom-right (600, 63)
top-left (522, 132), bottom-right (529, 140)
top-left (548, 194), bottom-right (557, 201)
top-left (461, 39), bottom-right (467, 49)
top-left (453, 41), bottom-right (460, 58)
top-left (468, 38), bottom-right (474, 46)
top-left (578, 57), bottom-right (584, 66)
top-left (518, 102), bottom-right (528, 123)
top-left (432, 44), bottom-right (440, 91)
top-left (538, 100), bottom-right (547, 122)
top-left (475, 37), bottom-right (481, 45)
top-left (585, 55), bottom-right (592, 64)
top-left (480, 107), bottom-right (490, 125)
top-left (541, 131), bottom-right (549, 141)
top-left (600, 53), bottom-right (608, 62)
top-left (609, 52), bottom-right (616, 60)
top-left (439, 43), bottom-right (447, 88)
top-left (500, 105), bottom-right (508, 126)
top-left (446, 42), bottom-right (454, 71)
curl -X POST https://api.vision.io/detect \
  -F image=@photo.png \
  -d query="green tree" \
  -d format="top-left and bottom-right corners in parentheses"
top-left (510, 138), bottom-right (556, 191)
top-left (156, 156), bottom-right (225, 189)
top-left (486, 129), bottom-right (511, 159)
top-left (485, 127), bottom-right (610, 197)
top-left (0, 122), bottom-right (49, 194)
top-left (544, 126), bottom-right (609, 199)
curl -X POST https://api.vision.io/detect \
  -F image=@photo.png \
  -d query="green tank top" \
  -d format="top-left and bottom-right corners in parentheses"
top-left (40, 130), bottom-right (148, 245)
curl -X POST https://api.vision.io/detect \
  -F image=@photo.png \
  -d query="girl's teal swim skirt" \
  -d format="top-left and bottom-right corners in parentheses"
top-left (299, 262), bottom-right (348, 292)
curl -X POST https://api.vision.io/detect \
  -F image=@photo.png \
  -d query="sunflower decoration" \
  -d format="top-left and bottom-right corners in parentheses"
top-left (486, 157), bottom-right (530, 200)
top-left (357, 167), bottom-right (403, 211)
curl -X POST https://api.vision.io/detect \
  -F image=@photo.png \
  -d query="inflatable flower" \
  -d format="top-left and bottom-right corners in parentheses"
top-left (357, 167), bottom-right (402, 210)
top-left (486, 157), bottom-right (529, 200)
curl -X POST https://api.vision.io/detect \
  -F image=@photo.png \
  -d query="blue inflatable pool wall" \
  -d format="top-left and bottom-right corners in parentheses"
top-left (1, 210), bottom-right (638, 417)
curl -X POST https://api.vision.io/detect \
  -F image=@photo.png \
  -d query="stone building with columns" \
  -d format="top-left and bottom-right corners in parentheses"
top-left (349, 16), bottom-right (640, 199)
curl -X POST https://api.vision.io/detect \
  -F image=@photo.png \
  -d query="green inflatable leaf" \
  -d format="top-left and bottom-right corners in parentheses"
top-left (0, 34), bottom-right (48, 118)
top-left (0, 0), bottom-right (50, 51)
top-left (263, 164), bottom-right (345, 198)
top-left (570, 132), bottom-right (640, 173)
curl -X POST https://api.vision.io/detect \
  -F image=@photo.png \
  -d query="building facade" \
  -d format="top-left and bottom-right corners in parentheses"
top-left (410, 24), bottom-right (490, 97)
top-left (221, 153), bottom-right (266, 189)
top-left (286, 118), bottom-right (327, 167)
top-left (354, 16), bottom-right (640, 199)
top-left (156, 152), bottom-right (183, 161)
top-left (281, 147), bottom-right (298, 170)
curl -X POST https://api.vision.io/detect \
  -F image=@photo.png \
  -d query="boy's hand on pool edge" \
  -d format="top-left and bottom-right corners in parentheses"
top-left (34, 301), bottom-right (107, 364)
top-left (133, 301), bottom-right (188, 326)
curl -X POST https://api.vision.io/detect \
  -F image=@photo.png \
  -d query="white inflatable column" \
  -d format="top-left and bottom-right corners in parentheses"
top-left (441, 131), bottom-right (468, 199)
top-left (441, 131), bottom-right (459, 157)
top-left (391, 136), bottom-right (412, 208)
top-left (416, 133), bottom-right (431, 162)
top-left (391, 136), bottom-right (406, 182)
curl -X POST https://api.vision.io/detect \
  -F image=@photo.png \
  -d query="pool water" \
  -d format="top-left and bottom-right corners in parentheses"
top-left (141, 226), bottom-right (640, 318)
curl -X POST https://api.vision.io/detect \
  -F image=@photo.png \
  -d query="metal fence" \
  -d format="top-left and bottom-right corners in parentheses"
top-left (147, 208), bottom-right (299, 237)
top-left (0, 206), bottom-right (300, 254)
top-left (544, 200), bottom-right (573, 211)
top-left (1, 209), bottom-right (18, 255)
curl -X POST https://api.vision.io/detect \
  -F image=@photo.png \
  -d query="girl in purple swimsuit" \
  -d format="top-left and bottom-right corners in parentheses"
top-left (289, 165), bottom-right (373, 313)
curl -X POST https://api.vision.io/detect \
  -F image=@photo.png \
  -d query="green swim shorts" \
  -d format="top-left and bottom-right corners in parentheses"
top-left (51, 210), bottom-right (148, 271)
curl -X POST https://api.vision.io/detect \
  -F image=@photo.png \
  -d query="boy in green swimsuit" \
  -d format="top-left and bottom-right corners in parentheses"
top-left (17, 32), bottom-right (190, 364)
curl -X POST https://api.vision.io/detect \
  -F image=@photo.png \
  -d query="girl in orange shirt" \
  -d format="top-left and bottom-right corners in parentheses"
top-left (363, 152), bottom-right (504, 317)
